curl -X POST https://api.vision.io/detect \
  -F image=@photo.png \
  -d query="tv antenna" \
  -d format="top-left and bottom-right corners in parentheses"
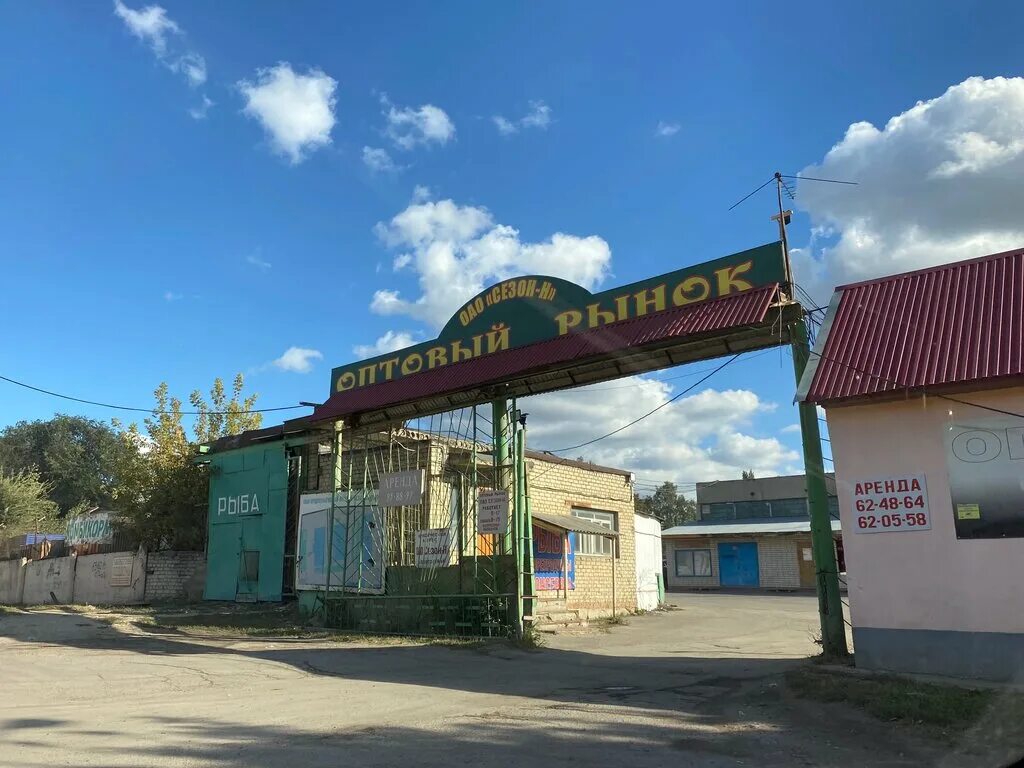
top-left (729, 171), bottom-right (857, 284)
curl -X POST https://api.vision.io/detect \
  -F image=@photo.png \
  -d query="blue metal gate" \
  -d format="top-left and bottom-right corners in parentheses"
top-left (717, 542), bottom-right (759, 587)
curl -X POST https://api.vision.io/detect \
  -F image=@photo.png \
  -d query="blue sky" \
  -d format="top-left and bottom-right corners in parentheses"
top-left (2, 2), bottom-right (1023, 487)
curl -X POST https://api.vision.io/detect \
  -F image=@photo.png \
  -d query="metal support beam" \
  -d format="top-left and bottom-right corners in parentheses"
top-left (791, 319), bottom-right (849, 657)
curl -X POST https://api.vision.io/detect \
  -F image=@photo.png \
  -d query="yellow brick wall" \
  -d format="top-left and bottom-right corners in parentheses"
top-left (527, 458), bottom-right (637, 614)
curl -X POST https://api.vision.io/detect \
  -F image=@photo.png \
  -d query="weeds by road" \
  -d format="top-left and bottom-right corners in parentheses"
top-left (48, 602), bottom-right (508, 650)
top-left (787, 665), bottom-right (1024, 759)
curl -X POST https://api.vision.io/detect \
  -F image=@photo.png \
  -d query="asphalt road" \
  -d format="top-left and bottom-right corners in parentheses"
top-left (0, 593), bottom-right (938, 767)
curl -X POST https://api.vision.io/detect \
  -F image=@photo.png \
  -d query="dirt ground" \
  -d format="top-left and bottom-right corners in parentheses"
top-left (0, 592), bottom-right (1008, 767)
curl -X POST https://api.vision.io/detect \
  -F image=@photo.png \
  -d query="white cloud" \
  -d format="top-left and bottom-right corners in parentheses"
top-left (163, 290), bottom-right (182, 301)
top-left (655, 121), bottom-right (680, 137)
top-left (793, 76), bottom-right (1024, 302)
top-left (362, 146), bottom-right (400, 173)
top-left (370, 192), bottom-right (611, 328)
top-left (239, 63), bottom-right (337, 164)
top-left (411, 184), bottom-right (432, 202)
top-left (172, 51), bottom-right (206, 87)
top-left (492, 116), bottom-right (518, 136)
top-left (521, 100), bottom-right (552, 129)
top-left (188, 95), bottom-right (214, 120)
top-left (382, 96), bottom-right (455, 150)
top-left (353, 331), bottom-right (417, 359)
top-left (493, 100), bottom-right (552, 136)
top-left (246, 252), bottom-right (271, 270)
top-left (780, 423), bottom-right (802, 434)
top-left (113, 1), bottom-right (207, 88)
top-left (271, 346), bottom-right (323, 373)
top-left (113, 0), bottom-right (178, 55)
top-left (524, 380), bottom-right (799, 484)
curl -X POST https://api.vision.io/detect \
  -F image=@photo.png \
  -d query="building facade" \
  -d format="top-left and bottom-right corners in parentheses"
top-left (200, 423), bottom-right (641, 629)
top-left (527, 453), bottom-right (638, 621)
top-left (800, 246), bottom-right (1024, 681)
top-left (663, 474), bottom-right (842, 591)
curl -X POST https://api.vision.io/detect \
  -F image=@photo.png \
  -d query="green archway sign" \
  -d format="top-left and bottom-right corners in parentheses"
top-left (317, 237), bottom-right (847, 659)
top-left (331, 241), bottom-right (787, 395)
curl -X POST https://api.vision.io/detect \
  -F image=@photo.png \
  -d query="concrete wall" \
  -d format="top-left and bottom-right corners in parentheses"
top-left (1, 550), bottom-right (205, 606)
top-left (634, 514), bottom-right (662, 611)
top-left (0, 558), bottom-right (26, 604)
top-left (827, 385), bottom-right (1024, 680)
top-left (22, 556), bottom-right (76, 605)
top-left (72, 552), bottom-right (146, 605)
top-left (145, 551), bottom-right (206, 602)
top-left (528, 457), bottom-right (637, 616)
top-left (696, 473), bottom-right (837, 504)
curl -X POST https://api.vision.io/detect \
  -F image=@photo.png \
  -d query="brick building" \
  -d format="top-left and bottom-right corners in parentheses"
top-left (201, 423), bottom-right (641, 630)
top-left (525, 452), bottom-right (637, 621)
top-left (663, 474), bottom-right (842, 590)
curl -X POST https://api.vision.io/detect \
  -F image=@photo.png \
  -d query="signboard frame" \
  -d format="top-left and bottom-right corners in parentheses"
top-left (477, 490), bottom-right (509, 535)
top-left (851, 473), bottom-right (931, 534)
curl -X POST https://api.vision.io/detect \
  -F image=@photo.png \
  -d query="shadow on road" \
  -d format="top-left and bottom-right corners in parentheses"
top-left (0, 609), bottom-right (946, 768)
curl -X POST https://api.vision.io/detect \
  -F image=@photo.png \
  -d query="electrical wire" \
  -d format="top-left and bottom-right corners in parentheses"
top-left (780, 174), bottom-right (858, 186)
top-left (0, 372), bottom-right (307, 416)
top-left (563, 347), bottom-right (777, 393)
top-left (728, 177), bottom-right (777, 211)
top-left (545, 354), bottom-right (741, 453)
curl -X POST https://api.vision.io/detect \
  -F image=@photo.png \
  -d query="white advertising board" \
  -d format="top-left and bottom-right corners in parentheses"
top-left (415, 528), bottom-right (451, 568)
top-left (851, 473), bottom-right (931, 533)
top-left (477, 490), bottom-right (509, 535)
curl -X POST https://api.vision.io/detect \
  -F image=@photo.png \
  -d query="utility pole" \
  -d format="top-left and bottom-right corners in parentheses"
top-left (773, 172), bottom-right (849, 658)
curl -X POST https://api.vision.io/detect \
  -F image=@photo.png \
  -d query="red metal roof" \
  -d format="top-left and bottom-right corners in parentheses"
top-left (804, 247), bottom-right (1024, 404)
top-left (314, 284), bottom-right (781, 422)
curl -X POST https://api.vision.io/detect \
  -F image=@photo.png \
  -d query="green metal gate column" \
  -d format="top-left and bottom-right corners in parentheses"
top-left (791, 319), bottom-right (848, 657)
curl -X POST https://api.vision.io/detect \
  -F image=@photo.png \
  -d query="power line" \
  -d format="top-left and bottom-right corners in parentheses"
top-left (564, 347), bottom-right (776, 393)
top-left (546, 354), bottom-right (740, 453)
top-left (779, 174), bottom-right (858, 186)
top-left (728, 177), bottom-right (776, 211)
top-left (0, 373), bottom-right (308, 416)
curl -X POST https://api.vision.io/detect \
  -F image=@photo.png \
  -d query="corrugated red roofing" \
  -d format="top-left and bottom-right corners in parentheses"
top-left (314, 284), bottom-right (780, 421)
top-left (804, 247), bottom-right (1024, 404)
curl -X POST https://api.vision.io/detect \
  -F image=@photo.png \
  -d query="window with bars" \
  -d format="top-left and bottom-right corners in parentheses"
top-left (571, 508), bottom-right (616, 557)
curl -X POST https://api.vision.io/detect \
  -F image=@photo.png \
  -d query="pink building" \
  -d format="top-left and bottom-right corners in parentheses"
top-left (798, 247), bottom-right (1024, 681)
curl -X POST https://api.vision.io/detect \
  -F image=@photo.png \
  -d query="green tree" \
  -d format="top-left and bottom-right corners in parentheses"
top-left (741, 469), bottom-right (756, 480)
top-left (637, 481), bottom-right (698, 528)
top-left (0, 415), bottom-right (137, 514)
top-left (116, 374), bottom-right (261, 549)
top-left (0, 467), bottom-right (58, 535)
top-left (190, 373), bottom-right (261, 444)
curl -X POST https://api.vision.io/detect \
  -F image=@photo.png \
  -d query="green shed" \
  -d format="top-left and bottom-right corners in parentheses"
top-left (204, 440), bottom-right (289, 602)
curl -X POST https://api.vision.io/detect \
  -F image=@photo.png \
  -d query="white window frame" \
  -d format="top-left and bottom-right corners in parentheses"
top-left (674, 548), bottom-right (712, 577)
top-left (571, 508), bottom-right (616, 557)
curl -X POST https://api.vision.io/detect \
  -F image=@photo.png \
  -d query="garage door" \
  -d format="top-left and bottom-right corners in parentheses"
top-left (717, 542), bottom-right (759, 587)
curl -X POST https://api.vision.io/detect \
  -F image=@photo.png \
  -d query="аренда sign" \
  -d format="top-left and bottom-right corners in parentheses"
top-left (852, 473), bottom-right (931, 533)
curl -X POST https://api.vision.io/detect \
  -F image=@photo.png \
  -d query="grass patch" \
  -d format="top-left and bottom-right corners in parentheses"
top-left (786, 666), bottom-right (1024, 735)
top-left (509, 626), bottom-right (545, 650)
